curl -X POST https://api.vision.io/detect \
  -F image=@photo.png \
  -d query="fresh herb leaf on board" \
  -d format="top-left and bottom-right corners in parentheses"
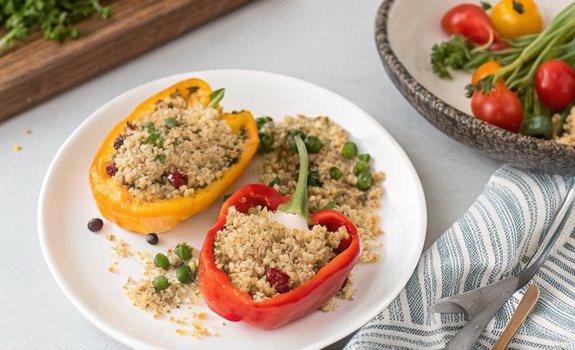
top-left (0, 0), bottom-right (111, 53)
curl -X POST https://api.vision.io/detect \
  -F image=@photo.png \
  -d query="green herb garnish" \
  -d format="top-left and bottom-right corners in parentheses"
top-left (208, 88), bottom-right (225, 109)
top-left (0, 0), bottom-right (111, 53)
top-left (268, 177), bottom-right (281, 187)
top-left (256, 116), bottom-right (273, 130)
top-left (431, 35), bottom-right (474, 79)
top-left (480, 1), bottom-right (491, 10)
top-left (324, 201), bottom-right (336, 209)
top-left (143, 123), bottom-right (163, 148)
top-left (165, 117), bottom-right (179, 129)
top-left (258, 133), bottom-right (274, 154)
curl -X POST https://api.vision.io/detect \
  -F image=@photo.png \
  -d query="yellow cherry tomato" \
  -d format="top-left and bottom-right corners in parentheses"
top-left (472, 60), bottom-right (501, 84)
top-left (490, 0), bottom-right (544, 39)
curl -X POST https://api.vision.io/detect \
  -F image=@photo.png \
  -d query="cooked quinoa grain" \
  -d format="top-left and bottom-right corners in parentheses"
top-left (214, 206), bottom-right (348, 301)
top-left (123, 246), bottom-right (201, 319)
top-left (259, 115), bottom-right (385, 263)
top-left (111, 93), bottom-right (245, 201)
top-left (553, 106), bottom-right (575, 145)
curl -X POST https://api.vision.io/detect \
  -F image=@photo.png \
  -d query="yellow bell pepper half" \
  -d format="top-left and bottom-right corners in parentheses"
top-left (89, 78), bottom-right (259, 233)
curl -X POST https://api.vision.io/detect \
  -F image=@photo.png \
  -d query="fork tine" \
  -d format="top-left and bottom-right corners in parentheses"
top-left (433, 276), bottom-right (520, 318)
top-left (433, 300), bottom-right (467, 314)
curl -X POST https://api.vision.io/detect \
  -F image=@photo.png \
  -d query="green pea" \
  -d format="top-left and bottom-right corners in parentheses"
top-left (308, 170), bottom-right (322, 187)
top-left (174, 243), bottom-right (192, 261)
top-left (258, 133), bottom-right (274, 154)
top-left (358, 153), bottom-right (371, 163)
top-left (341, 142), bottom-right (358, 159)
top-left (304, 135), bottom-right (323, 154)
top-left (176, 264), bottom-right (194, 284)
top-left (154, 253), bottom-right (170, 270)
top-left (357, 170), bottom-right (373, 191)
top-left (268, 177), bottom-right (280, 187)
top-left (287, 130), bottom-right (306, 153)
top-left (329, 167), bottom-right (342, 180)
top-left (153, 276), bottom-right (170, 291)
top-left (354, 160), bottom-right (369, 175)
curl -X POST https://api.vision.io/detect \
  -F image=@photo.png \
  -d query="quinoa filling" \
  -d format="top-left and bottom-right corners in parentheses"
top-left (553, 106), bottom-right (575, 145)
top-left (257, 115), bottom-right (385, 263)
top-left (109, 93), bottom-right (245, 201)
top-left (213, 206), bottom-right (349, 301)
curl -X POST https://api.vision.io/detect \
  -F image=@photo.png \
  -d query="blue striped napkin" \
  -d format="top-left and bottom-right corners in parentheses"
top-left (346, 166), bottom-right (575, 350)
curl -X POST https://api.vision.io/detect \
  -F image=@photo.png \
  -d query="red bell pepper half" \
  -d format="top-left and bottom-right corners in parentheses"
top-left (198, 136), bottom-right (361, 329)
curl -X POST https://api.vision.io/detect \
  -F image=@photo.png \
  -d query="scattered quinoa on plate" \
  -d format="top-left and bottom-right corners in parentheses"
top-left (123, 243), bottom-right (201, 319)
top-left (257, 115), bottom-right (385, 263)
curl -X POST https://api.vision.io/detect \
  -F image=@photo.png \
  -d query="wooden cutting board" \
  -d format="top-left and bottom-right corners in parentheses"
top-left (0, 0), bottom-right (253, 121)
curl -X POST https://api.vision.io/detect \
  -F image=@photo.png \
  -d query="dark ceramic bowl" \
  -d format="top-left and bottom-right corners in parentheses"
top-left (375, 0), bottom-right (575, 175)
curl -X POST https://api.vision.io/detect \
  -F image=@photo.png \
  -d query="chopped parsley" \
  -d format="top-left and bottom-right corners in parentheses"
top-left (1, 0), bottom-right (111, 52)
top-left (165, 117), bottom-right (179, 129)
top-left (143, 122), bottom-right (164, 148)
top-left (431, 35), bottom-right (474, 79)
top-left (268, 177), bottom-right (281, 187)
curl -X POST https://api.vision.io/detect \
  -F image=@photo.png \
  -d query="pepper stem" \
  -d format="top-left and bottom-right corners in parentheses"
top-left (277, 136), bottom-right (309, 221)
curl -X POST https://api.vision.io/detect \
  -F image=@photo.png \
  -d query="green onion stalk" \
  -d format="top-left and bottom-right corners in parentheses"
top-left (464, 3), bottom-right (575, 139)
top-left (271, 135), bottom-right (310, 229)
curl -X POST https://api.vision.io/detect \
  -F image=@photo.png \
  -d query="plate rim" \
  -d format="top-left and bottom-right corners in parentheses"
top-left (38, 69), bottom-right (427, 350)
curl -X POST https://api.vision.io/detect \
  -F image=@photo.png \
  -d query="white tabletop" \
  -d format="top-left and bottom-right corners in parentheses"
top-left (0, 0), bottom-right (501, 348)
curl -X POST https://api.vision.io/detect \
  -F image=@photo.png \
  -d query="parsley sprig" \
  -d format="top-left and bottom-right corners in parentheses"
top-left (143, 122), bottom-right (164, 148)
top-left (431, 35), bottom-right (475, 79)
top-left (0, 0), bottom-right (111, 53)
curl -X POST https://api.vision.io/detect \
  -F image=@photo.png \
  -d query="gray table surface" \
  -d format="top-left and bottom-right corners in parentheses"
top-left (0, 0), bottom-right (501, 349)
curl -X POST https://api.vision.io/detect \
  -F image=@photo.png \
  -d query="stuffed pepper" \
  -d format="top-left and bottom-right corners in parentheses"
top-left (199, 135), bottom-right (360, 329)
top-left (90, 78), bottom-right (259, 233)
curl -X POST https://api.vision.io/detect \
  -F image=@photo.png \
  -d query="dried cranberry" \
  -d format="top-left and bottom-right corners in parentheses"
top-left (126, 121), bottom-right (136, 130)
top-left (106, 163), bottom-right (117, 177)
top-left (168, 171), bottom-right (188, 188)
top-left (266, 267), bottom-right (291, 294)
top-left (113, 135), bottom-right (124, 149)
top-left (87, 218), bottom-right (104, 232)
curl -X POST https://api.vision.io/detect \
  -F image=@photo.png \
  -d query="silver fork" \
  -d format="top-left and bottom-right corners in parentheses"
top-left (434, 184), bottom-right (575, 350)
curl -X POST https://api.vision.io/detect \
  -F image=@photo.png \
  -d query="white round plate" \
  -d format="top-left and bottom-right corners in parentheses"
top-left (38, 70), bottom-right (426, 350)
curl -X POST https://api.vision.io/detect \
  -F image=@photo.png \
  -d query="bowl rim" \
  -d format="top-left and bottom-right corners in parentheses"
top-left (374, 0), bottom-right (575, 175)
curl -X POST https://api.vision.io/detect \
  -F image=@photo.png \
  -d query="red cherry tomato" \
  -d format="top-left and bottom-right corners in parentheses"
top-left (471, 83), bottom-right (524, 132)
top-left (535, 59), bottom-right (575, 111)
top-left (441, 4), bottom-right (499, 45)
